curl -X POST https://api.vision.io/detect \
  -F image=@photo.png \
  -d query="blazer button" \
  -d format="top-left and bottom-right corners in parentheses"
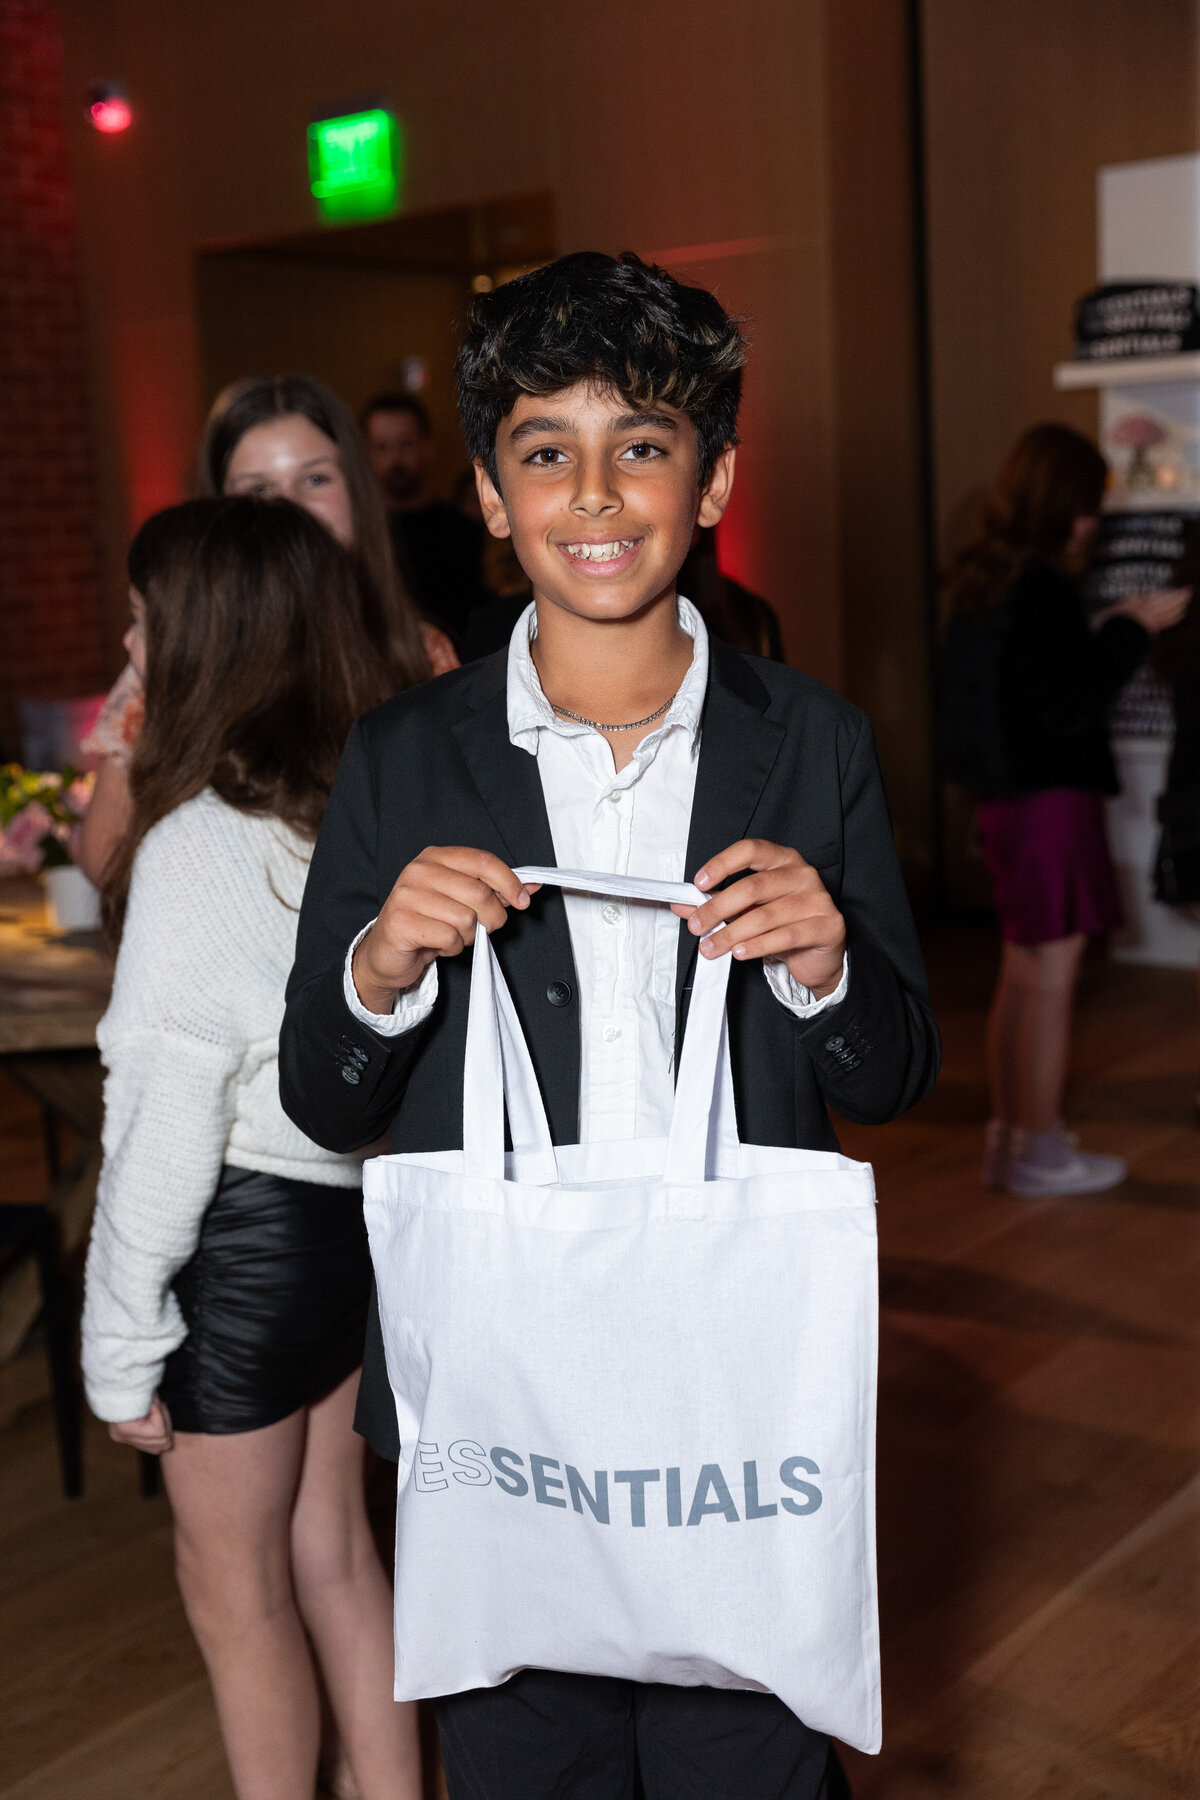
top-left (340, 1064), bottom-right (362, 1085)
top-left (546, 980), bottom-right (573, 1007)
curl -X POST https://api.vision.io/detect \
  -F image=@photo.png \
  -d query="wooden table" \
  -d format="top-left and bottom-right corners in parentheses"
top-left (0, 875), bottom-right (111, 1053)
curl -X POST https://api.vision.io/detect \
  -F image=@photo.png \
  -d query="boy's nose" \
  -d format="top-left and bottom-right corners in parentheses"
top-left (570, 478), bottom-right (621, 514)
top-left (569, 449), bottom-right (622, 514)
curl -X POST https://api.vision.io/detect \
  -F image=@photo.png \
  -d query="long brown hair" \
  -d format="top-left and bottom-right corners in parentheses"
top-left (198, 373), bottom-right (431, 685)
top-left (105, 497), bottom-right (394, 932)
top-left (944, 423), bottom-right (1108, 615)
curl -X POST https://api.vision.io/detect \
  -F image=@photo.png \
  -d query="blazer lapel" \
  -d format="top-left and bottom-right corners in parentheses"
top-left (452, 676), bottom-right (557, 869)
top-left (676, 643), bottom-right (786, 1007)
top-left (451, 655), bottom-right (581, 1137)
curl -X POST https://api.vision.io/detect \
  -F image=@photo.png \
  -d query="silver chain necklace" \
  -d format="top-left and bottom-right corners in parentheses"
top-left (550, 690), bottom-right (678, 733)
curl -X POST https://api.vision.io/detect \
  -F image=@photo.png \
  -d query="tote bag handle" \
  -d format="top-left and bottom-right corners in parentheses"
top-left (462, 867), bottom-right (737, 1185)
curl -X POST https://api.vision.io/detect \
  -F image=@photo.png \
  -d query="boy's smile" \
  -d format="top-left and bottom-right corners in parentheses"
top-left (557, 534), bottom-right (642, 574)
top-left (475, 381), bottom-right (734, 625)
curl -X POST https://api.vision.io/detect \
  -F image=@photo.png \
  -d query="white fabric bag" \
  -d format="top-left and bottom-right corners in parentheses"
top-left (362, 867), bottom-right (881, 1754)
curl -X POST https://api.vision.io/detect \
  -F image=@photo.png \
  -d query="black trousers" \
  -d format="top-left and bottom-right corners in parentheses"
top-left (436, 1671), bottom-right (851, 1800)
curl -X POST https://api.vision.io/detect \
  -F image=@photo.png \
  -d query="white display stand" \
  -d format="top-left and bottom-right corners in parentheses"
top-left (1106, 739), bottom-right (1200, 966)
top-left (1053, 154), bottom-right (1200, 970)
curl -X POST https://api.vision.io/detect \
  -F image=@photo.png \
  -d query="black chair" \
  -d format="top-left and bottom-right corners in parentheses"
top-left (0, 1203), bottom-right (82, 1496)
top-left (0, 1202), bottom-right (161, 1500)
top-left (2, 1046), bottom-right (162, 1500)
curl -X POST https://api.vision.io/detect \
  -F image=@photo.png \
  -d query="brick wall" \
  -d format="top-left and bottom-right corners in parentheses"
top-left (0, 0), bottom-right (105, 759)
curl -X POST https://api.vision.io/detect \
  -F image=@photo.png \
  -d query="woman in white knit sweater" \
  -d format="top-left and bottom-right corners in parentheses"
top-left (83, 497), bottom-right (422, 1800)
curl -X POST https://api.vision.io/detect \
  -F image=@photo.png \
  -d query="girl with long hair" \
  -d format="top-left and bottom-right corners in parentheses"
top-left (945, 423), bottom-right (1190, 1194)
top-left (198, 373), bottom-right (448, 682)
top-left (75, 372), bottom-right (456, 885)
top-left (82, 497), bottom-right (422, 1800)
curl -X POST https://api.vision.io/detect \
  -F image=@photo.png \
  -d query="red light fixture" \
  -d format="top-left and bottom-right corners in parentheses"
top-left (86, 84), bottom-right (132, 134)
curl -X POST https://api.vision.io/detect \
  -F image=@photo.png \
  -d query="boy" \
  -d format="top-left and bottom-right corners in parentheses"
top-left (281, 251), bottom-right (939, 1799)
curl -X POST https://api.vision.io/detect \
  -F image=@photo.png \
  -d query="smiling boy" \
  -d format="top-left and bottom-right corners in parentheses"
top-left (281, 251), bottom-right (939, 1799)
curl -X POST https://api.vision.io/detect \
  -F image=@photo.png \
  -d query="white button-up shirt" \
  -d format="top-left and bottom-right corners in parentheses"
top-left (346, 597), bottom-right (847, 1142)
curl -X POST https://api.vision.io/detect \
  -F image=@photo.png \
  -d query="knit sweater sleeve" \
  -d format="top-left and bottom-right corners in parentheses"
top-left (82, 802), bottom-right (250, 1422)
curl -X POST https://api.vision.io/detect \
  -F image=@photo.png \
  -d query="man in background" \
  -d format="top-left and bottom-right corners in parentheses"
top-left (361, 392), bottom-right (484, 640)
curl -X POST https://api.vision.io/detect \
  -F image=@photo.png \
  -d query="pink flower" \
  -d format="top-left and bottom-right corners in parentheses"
top-left (0, 802), bottom-right (57, 874)
top-left (1110, 414), bottom-right (1167, 448)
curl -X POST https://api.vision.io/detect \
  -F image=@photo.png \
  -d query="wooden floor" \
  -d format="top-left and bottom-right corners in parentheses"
top-left (0, 927), bottom-right (1197, 1799)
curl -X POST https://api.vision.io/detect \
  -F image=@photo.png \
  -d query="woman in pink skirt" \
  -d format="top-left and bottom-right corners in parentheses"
top-left (944, 424), bottom-right (1190, 1195)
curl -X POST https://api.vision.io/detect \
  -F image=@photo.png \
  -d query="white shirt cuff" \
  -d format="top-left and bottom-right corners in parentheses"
top-left (763, 951), bottom-right (849, 1018)
top-left (342, 921), bottom-right (439, 1037)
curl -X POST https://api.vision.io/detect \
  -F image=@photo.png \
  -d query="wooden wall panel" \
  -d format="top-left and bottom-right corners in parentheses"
top-left (542, 0), bottom-right (843, 687)
top-left (921, 0), bottom-right (1199, 908)
top-left (922, 0), bottom-right (1199, 567)
top-left (825, 0), bottom-right (931, 898)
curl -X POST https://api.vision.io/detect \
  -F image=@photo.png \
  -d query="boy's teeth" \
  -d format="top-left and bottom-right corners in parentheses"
top-left (566, 540), bottom-right (633, 561)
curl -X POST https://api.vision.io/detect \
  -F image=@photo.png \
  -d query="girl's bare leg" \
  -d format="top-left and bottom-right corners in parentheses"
top-left (290, 1369), bottom-right (423, 1800)
top-left (1007, 934), bottom-right (1087, 1132)
top-left (162, 1412), bottom-right (320, 1800)
top-left (985, 940), bottom-right (1025, 1124)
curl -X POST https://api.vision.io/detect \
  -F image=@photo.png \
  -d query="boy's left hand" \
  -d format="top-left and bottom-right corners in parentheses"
top-left (671, 839), bottom-right (846, 1000)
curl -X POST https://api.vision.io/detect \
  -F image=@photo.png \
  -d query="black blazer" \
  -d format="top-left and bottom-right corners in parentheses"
top-left (280, 640), bottom-right (940, 1458)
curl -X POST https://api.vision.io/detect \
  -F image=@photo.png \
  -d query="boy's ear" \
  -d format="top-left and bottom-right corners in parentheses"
top-left (474, 460), bottom-right (513, 540)
top-left (696, 445), bottom-right (736, 529)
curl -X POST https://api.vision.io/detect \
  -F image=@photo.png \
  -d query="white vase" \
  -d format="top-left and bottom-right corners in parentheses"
top-left (44, 864), bottom-right (102, 932)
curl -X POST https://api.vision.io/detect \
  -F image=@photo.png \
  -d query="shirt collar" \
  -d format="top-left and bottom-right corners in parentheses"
top-left (507, 596), bottom-right (709, 756)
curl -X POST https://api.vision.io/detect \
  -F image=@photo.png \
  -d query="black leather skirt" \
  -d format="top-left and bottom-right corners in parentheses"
top-left (159, 1164), bottom-right (371, 1435)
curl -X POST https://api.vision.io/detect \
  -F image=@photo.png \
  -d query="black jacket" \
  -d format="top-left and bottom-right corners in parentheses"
top-left (280, 640), bottom-right (940, 1458)
top-left (999, 559), bottom-right (1148, 795)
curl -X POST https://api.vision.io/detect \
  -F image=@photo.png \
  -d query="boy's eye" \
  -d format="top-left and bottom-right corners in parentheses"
top-left (620, 441), bottom-right (665, 462)
top-left (525, 446), bottom-right (567, 466)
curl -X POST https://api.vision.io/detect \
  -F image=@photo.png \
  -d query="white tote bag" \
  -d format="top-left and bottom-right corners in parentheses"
top-left (363, 867), bottom-right (881, 1754)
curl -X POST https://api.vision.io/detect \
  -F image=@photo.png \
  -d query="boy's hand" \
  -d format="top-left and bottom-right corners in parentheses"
top-left (671, 839), bottom-right (846, 999)
top-left (352, 848), bottom-right (539, 1013)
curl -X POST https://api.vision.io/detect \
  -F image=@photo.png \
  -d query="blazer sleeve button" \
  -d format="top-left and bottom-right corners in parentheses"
top-left (546, 980), bottom-right (573, 1007)
top-left (340, 1064), bottom-right (362, 1085)
top-left (824, 1035), bottom-right (845, 1053)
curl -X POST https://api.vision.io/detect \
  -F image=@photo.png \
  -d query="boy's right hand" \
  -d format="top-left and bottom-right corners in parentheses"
top-left (351, 848), bottom-right (538, 1014)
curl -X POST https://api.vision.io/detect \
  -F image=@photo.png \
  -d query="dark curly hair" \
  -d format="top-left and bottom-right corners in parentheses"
top-left (455, 251), bottom-right (747, 487)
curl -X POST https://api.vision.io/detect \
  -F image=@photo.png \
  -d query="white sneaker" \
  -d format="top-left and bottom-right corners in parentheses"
top-left (1006, 1127), bottom-right (1126, 1197)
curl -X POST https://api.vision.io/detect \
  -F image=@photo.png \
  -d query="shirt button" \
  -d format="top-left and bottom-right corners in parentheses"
top-left (607, 790), bottom-right (622, 804)
top-left (602, 903), bottom-right (622, 924)
top-left (546, 980), bottom-right (573, 1007)
top-left (602, 1024), bottom-right (621, 1042)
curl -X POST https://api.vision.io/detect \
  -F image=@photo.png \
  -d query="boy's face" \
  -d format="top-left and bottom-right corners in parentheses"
top-left (475, 381), bottom-right (734, 624)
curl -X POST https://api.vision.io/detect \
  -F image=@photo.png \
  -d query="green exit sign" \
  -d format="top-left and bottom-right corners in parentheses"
top-left (308, 108), bottom-right (400, 222)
